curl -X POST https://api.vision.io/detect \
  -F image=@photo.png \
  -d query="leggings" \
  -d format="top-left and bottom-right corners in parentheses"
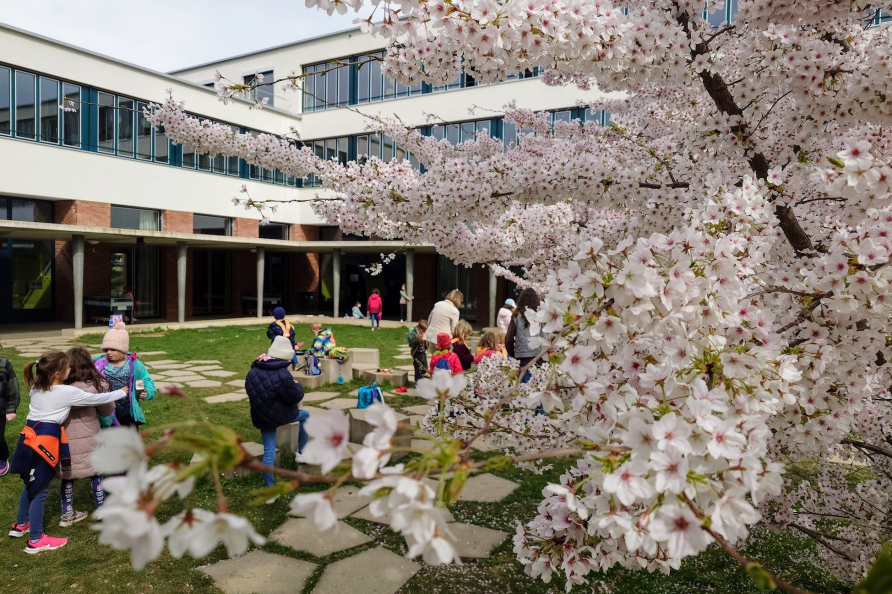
top-left (400, 303), bottom-right (408, 321)
top-left (60, 476), bottom-right (105, 514)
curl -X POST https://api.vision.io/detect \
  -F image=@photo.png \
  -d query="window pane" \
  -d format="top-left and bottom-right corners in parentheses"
top-left (369, 133), bottom-right (380, 159)
top-left (303, 66), bottom-right (314, 111)
top-left (136, 101), bottom-right (151, 160)
top-left (314, 67), bottom-right (325, 110)
top-left (213, 153), bottom-right (225, 172)
top-left (707, 1), bottom-right (727, 26)
top-left (198, 153), bottom-right (210, 170)
top-left (62, 83), bottom-right (81, 147)
top-left (275, 168), bottom-right (284, 183)
top-left (446, 124), bottom-right (459, 146)
top-left (477, 120), bottom-right (491, 137)
top-left (263, 167), bottom-right (273, 182)
top-left (154, 125), bottom-right (169, 163)
top-left (409, 152), bottom-right (420, 169)
top-left (118, 98), bottom-right (134, 157)
top-left (338, 64), bottom-right (349, 106)
top-left (338, 137), bottom-right (348, 165)
top-left (357, 135), bottom-right (368, 159)
top-left (370, 59), bottom-right (382, 101)
top-left (182, 143), bottom-right (195, 168)
top-left (327, 62), bottom-right (338, 108)
top-left (554, 110), bottom-right (572, 124)
top-left (286, 173), bottom-right (296, 186)
top-left (326, 138), bottom-right (336, 161)
top-left (258, 70), bottom-right (274, 106)
top-left (0, 67), bottom-right (10, 135)
top-left (15, 71), bottom-right (36, 139)
top-left (395, 143), bottom-right (406, 162)
top-left (11, 199), bottom-right (53, 222)
top-left (98, 91), bottom-right (115, 153)
top-left (357, 60), bottom-right (370, 103)
top-left (11, 240), bottom-right (53, 311)
top-left (259, 223), bottom-right (288, 240)
top-left (227, 126), bottom-right (239, 174)
top-left (39, 78), bottom-right (59, 144)
top-left (193, 214), bottom-right (231, 235)
top-left (382, 134), bottom-right (394, 162)
top-left (111, 206), bottom-right (159, 230)
top-left (503, 119), bottom-right (517, 150)
top-left (384, 73), bottom-right (395, 100)
top-left (461, 122), bottom-right (475, 142)
top-left (432, 125), bottom-right (444, 141)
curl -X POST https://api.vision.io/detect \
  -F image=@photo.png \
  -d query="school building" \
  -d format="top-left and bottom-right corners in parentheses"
top-left (0, 17), bottom-right (641, 329)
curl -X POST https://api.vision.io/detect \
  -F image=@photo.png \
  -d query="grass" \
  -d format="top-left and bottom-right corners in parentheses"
top-left (0, 323), bottom-right (853, 594)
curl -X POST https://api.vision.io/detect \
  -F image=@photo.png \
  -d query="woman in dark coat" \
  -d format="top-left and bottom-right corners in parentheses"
top-left (245, 336), bottom-right (307, 491)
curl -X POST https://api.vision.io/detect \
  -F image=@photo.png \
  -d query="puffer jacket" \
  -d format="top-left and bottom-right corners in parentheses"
top-left (245, 357), bottom-right (305, 431)
top-left (367, 293), bottom-right (383, 315)
top-left (59, 380), bottom-right (116, 480)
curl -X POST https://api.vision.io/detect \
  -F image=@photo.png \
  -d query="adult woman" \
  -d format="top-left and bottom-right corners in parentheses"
top-left (425, 289), bottom-right (463, 352)
top-left (506, 288), bottom-right (546, 378)
top-left (59, 347), bottom-right (116, 526)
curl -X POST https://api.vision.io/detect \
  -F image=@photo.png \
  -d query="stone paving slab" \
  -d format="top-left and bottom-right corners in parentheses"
top-left (319, 399), bottom-right (357, 410)
top-left (311, 547), bottom-right (420, 594)
top-left (393, 354), bottom-right (412, 360)
top-left (444, 522), bottom-right (508, 559)
top-left (186, 379), bottom-right (223, 388)
top-left (138, 351), bottom-right (167, 356)
top-left (404, 405), bottom-right (435, 415)
top-left (161, 369), bottom-right (206, 378)
top-left (410, 439), bottom-right (434, 452)
top-left (301, 391), bottom-right (340, 402)
top-left (186, 360), bottom-right (221, 365)
top-left (200, 550), bottom-right (317, 594)
top-left (352, 498), bottom-right (453, 524)
top-left (204, 393), bottom-right (248, 404)
top-left (456, 473), bottom-right (519, 502)
top-left (147, 363), bottom-right (191, 370)
top-left (289, 485), bottom-right (370, 519)
top-left (402, 388), bottom-right (420, 397)
top-left (471, 436), bottom-right (506, 452)
top-left (203, 370), bottom-right (238, 377)
top-left (154, 382), bottom-right (183, 390)
top-left (140, 359), bottom-right (179, 366)
top-left (226, 379), bottom-right (246, 388)
top-left (188, 365), bottom-right (225, 373)
top-left (395, 365), bottom-right (415, 372)
top-left (270, 518), bottom-right (372, 557)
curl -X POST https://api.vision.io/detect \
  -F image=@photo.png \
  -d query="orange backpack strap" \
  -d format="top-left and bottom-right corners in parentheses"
top-left (275, 320), bottom-right (292, 338)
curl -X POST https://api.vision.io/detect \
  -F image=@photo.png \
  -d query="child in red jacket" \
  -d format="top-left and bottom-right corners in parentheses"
top-left (429, 333), bottom-right (463, 376)
top-left (367, 289), bottom-right (383, 332)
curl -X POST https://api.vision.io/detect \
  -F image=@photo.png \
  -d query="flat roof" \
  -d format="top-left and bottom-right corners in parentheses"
top-left (0, 220), bottom-right (435, 254)
top-left (167, 26), bottom-right (362, 74)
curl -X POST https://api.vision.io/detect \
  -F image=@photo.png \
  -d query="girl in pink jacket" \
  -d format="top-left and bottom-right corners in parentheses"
top-left (367, 289), bottom-right (383, 332)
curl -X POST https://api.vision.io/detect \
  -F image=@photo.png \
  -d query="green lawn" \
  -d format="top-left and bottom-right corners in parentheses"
top-left (0, 324), bottom-right (851, 594)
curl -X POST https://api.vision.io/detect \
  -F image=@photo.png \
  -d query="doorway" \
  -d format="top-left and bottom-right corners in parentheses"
top-left (192, 249), bottom-right (230, 315)
top-left (110, 245), bottom-right (160, 318)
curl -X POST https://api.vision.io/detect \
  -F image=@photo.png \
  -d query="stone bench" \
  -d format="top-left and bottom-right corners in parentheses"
top-left (318, 357), bottom-right (351, 385)
top-left (361, 369), bottom-right (408, 388)
top-left (291, 370), bottom-right (324, 389)
top-left (349, 347), bottom-right (379, 367)
top-left (298, 442), bottom-right (364, 476)
top-left (351, 363), bottom-right (377, 379)
top-left (348, 408), bottom-right (411, 461)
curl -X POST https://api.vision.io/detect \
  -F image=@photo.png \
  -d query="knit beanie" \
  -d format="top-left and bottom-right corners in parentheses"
top-left (436, 332), bottom-right (452, 351)
top-left (268, 335), bottom-right (295, 361)
top-left (102, 322), bottom-right (130, 353)
top-left (273, 307), bottom-right (286, 320)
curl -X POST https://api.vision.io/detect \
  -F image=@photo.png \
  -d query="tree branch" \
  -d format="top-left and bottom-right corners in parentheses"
top-left (840, 438), bottom-right (892, 459)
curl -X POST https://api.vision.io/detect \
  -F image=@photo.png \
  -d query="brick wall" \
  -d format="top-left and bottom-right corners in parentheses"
top-left (163, 210), bottom-right (193, 234)
top-left (54, 200), bottom-right (111, 227)
top-left (234, 218), bottom-right (258, 238)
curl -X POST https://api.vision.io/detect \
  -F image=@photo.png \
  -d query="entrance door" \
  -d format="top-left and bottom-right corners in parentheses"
top-left (264, 252), bottom-right (288, 305)
top-left (192, 249), bottom-right (230, 315)
top-left (0, 238), bottom-right (55, 324)
top-left (437, 255), bottom-right (478, 322)
top-left (110, 245), bottom-right (160, 318)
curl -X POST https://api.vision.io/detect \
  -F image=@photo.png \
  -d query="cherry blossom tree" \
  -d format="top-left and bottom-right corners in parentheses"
top-left (92, 0), bottom-right (892, 591)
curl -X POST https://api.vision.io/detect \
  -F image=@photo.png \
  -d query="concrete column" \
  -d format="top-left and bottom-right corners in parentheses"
top-left (72, 235), bottom-right (84, 330)
top-left (332, 248), bottom-right (341, 318)
top-left (176, 242), bottom-right (187, 324)
top-left (488, 267), bottom-right (497, 328)
top-left (405, 249), bottom-right (415, 323)
top-left (256, 247), bottom-right (265, 318)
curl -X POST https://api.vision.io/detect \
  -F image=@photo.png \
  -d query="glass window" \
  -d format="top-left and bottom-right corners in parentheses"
top-left (274, 168), bottom-right (284, 183)
top-left (244, 71), bottom-right (274, 106)
top-left (183, 143), bottom-right (196, 168)
top-left (193, 214), bottom-right (232, 236)
top-left (477, 120), bottom-right (491, 138)
top-left (369, 133), bottom-right (381, 160)
top-left (110, 206), bottom-right (160, 230)
top-left (382, 134), bottom-right (394, 162)
top-left (325, 138), bottom-right (336, 161)
top-left (11, 199), bottom-right (53, 223)
top-left (370, 59), bottom-right (382, 102)
top-left (302, 66), bottom-right (315, 111)
top-left (263, 167), bottom-right (273, 182)
top-left (154, 125), bottom-right (169, 164)
top-left (357, 59), bottom-right (370, 103)
top-left (461, 122), bottom-right (476, 141)
top-left (0, 67), bottom-right (9, 135)
top-left (326, 62), bottom-right (338, 108)
top-left (0, 196), bottom-right (6, 219)
top-left (98, 92), bottom-right (115, 153)
top-left (118, 98), bottom-right (135, 157)
top-left (198, 153), bottom-right (211, 171)
top-left (15, 71), bottom-right (36, 139)
top-left (446, 124), bottom-right (459, 146)
top-left (503, 119), bottom-right (517, 150)
top-left (357, 135), bottom-right (368, 161)
top-left (227, 125), bottom-right (239, 175)
top-left (338, 63), bottom-right (349, 106)
top-left (38, 78), bottom-right (59, 144)
top-left (213, 153), bottom-right (225, 173)
top-left (12, 239), bottom-right (54, 311)
top-left (337, 137), bottom-right (348, 165)
top-left (314, 65), bottom-right (325, 111)
top-left (553, 110), bottom-right (572, 126)
top-left (62, 83), bottom-right (81, 147)
top-left (706, 1), bottom-right (727, 26)
top-left (136, 101), bottom-right (151, 160)
top-left (259, 223), bottom-right (289, 240)
top-left (383, 71), bottom-right (395, 100)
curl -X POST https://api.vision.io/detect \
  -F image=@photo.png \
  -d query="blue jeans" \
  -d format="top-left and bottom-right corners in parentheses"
top-left (369, 313), bottom-right (380, 328)
top-left (260, 409), bottom-right (310, 487)
top-left (292, 352), bottom-right (300, 369)
top-left (16, 486), bottom-right (48, 540)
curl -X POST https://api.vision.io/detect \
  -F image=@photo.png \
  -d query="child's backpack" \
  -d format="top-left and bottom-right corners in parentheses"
top-left (307, 353), bottom-right (322, 376)
top-left (328, 346), bottom-right (349, 361)
top-left (356, 382), bottom-right (384, 409)
top-left (434, 355), bottom-right (453, 372)
top-left (274, 319), bottom-right (293, 339)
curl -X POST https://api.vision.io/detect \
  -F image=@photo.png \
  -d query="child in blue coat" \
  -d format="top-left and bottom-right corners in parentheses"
top-left (266, 307), bottom-right (301, 371)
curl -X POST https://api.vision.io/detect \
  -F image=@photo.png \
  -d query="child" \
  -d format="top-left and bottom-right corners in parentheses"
top-left (409, 320), bottom-right (429, 383)
top-left (451, 320), bottom-right (474, 372)
top-left (58, 348), bottom-right (116, 528)
top-left (367, 289), bottom-right (383, 331)
top-left (9, 351), bottom-right (127, 553)
top-left (0, 343), bottom-right (21, 477)
top-left (351, 302), bottom-right (366, 319)
top-left (497, 299), bottom-right (515, 335)
top-left (309, 323), bottom-right (349, 360)
top-left (267, 307), bottom-right (300, 370)
top-left (474, 332), bottom-right (501, 364)
top-left (429, 332), bottom-right (463, 376)
top-left (399, 283), bottom-right (414, 323)
top-left (496, 332), bottom-right (509, 357)
top-left (245, 336), bottom-right (309, 496)
top-left (94, 322), bottom-right (156, 428)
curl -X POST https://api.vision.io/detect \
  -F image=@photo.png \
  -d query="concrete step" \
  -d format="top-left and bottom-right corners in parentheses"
top-left (349, 347), bottom-right (379, 367)
top-left (291, 371), bottom-right (325, 389)
top-left (351, 363), bottom-right (377, 379)
top-left (362, 369), bottom-right (409, 388)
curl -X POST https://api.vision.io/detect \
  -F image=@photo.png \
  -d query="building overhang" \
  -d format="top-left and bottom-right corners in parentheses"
top-left (0, 220), bottom-right (436, 254)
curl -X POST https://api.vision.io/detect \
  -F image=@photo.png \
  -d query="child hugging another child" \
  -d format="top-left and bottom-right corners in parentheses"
top-left (9, 352), bottom-right (128, 554)
top-left (94, 322), bottom-right (156, 428)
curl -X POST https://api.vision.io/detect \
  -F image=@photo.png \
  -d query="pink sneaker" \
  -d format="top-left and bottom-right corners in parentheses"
top-left (9, 522), bottom-right (29, 538)
top-left (25, 534), bottom-right (67, 554)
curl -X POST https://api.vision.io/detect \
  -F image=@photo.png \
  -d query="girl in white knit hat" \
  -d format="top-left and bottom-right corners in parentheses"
top-left (93, 322), bottom-right (156, 428)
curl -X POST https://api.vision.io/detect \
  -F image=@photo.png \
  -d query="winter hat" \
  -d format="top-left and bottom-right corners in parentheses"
top-left (436, 332), bottom-right (452, 351)
top-left (504, 299), bottom-right (516, 307)
top-left (102, 322), bottom-right (130, 353)
top-left (268, 335), bottom-right (294, 361)
top-left (273, 307), bottom-right (286, 320)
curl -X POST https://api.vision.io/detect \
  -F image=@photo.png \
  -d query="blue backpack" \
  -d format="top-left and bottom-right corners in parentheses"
top-left (307, 353), bottom-right (321, 376)
top-left (356, 383), bottom-right (384, 409)
top-left (434, 356), bottom-right (453, 372)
